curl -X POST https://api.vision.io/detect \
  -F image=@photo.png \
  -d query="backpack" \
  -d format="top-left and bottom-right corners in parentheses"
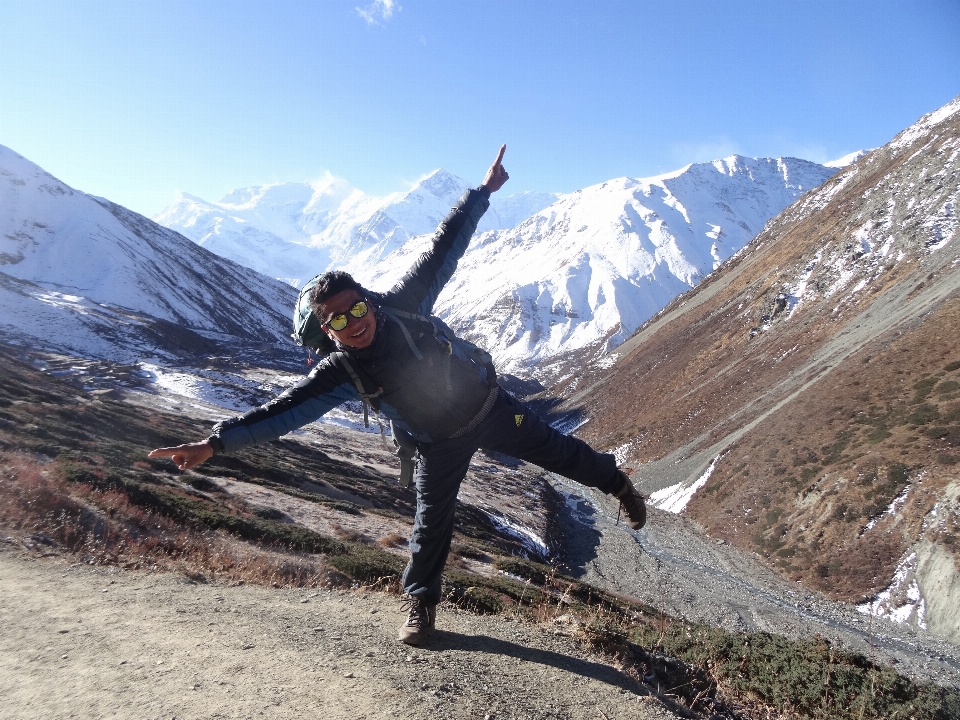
top-left (291, 274), bottom-right (337, 354)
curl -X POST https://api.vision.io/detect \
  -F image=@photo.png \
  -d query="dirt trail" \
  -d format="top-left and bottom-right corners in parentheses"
top-left (0, 547), bottom-right (679, 720)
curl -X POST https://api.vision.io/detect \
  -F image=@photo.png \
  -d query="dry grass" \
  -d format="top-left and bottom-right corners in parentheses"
top-left (3, 346), bottom-right (957, 718)
top-left (0, 450), bottom-right (347, 589)
top-left (376, 530), bottom-right (408, 548)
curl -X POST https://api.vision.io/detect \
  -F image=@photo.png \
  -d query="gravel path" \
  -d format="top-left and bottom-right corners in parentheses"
top-left (0, 547), bottom-right (680, 720)
top-left (551, 476), bottom-right (960, 689)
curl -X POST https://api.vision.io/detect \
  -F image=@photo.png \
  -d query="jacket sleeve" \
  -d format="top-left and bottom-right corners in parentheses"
top-left (207, 358), bottom-right (358, 454)
top-left (387, 188), bottom-right (490, 315)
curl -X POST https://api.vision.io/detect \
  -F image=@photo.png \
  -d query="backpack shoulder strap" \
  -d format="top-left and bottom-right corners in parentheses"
top-left (378, 307), bottom-right (426, 360)
top-left (333, 352), bottom-right (383, 429)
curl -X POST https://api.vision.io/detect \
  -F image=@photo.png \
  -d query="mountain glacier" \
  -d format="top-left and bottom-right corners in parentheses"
top-left (159, 156), bottom-right (838, 378)
top-left (155, 170), bottom-right (559, 288)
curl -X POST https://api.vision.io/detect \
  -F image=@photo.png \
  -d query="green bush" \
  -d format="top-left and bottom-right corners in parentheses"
top-left (327, 545), bottom-right (406, 583)
top-left (493, 556), bottom-right (553, 585)
top-left (907, 403), bottom-right (940, 426)
top-left (629, 625), bottom-right (960, 720)
top-left (912, 377), bottom-right (939, 403)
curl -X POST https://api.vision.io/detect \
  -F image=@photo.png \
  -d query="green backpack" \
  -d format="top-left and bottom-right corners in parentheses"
top-left (291, 274), bottom-right (336, 353)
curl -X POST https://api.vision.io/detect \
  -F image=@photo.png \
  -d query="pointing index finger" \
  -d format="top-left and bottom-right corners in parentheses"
top-left (494, 144), bottom-right (506, 166)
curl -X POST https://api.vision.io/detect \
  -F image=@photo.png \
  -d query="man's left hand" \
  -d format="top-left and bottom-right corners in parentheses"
top-left (480, 144), bottom-right (509, 194)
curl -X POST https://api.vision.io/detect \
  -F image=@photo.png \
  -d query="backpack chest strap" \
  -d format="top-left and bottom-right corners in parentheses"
top-left (335, 353), bottom-right (383, 430)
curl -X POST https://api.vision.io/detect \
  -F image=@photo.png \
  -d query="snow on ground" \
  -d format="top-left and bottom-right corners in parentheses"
top-left (862, 483), bottom-right (912, 533)
top-left (479, 509), bottom-right (550, 561)
top-left (857, 551), bottom-right (927, 628)
top-left (649, 454), bottom-right (723, 513)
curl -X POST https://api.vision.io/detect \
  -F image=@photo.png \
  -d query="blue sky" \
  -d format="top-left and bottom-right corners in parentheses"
top-left (1, 0), bottom-right (958, 217)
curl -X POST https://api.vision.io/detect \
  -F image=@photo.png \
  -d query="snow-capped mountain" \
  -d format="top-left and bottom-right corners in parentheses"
top-left (433, 156), bottom-right (838, 378)
top-left (0, 145), bottom-right (297, 363)
top-left (156, 170), bottom-right (560, 288)
top-left (158, 156), bottom-right (837, 379)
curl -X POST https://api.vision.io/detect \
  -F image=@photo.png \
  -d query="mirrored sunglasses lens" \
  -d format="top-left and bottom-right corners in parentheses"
top-left (328, 314), bottom-right (349, 331)
top-left (349, 301), bottom-right (368, 319)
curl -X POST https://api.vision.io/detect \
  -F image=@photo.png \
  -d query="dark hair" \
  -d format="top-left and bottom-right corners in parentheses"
top-left (309, 270), bottom-right (367, 317)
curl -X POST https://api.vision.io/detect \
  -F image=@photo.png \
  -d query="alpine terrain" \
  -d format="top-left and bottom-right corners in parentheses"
top-left (555, 96), bottom-right (960, 643)
top-left (156, 157), bottom-right (838, 380)
top-left (0, 144), bottom-right (298, 366)
top-left (4, 109), bottom-right (960, 717)
top-left (155, 169), bottom-right (560, 289)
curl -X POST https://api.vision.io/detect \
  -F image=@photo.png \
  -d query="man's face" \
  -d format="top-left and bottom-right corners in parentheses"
top-left (320, 289), bottom-right (377, 349)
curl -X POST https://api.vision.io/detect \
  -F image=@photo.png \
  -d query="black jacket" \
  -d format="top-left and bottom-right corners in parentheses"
top-left (210, 188), bottom-right (492, 453)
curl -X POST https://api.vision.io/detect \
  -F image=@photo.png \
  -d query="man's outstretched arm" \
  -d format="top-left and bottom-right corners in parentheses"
top-left (148, 358), bottom-right (358, 469)
top-left (389, 145), bottom-right (509, 315)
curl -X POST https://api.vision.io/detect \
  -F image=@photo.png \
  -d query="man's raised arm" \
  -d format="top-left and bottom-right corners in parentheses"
top-left (389, 145), bottom-right (509, 315)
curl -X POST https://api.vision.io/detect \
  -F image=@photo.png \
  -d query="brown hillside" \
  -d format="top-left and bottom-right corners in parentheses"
top-left (555, 97), bottom-right (960, 636)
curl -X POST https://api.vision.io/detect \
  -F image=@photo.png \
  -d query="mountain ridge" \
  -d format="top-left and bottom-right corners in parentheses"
top-left (0, 144), bottom-right (298, 364)
top-left (555, 95), bottom-right (960, 641)
top-left (158, 155), bottom-right (839, 379)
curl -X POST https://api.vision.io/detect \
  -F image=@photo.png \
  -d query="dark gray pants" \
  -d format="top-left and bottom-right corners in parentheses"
top-left (401, 388), bottom-right (619, 604)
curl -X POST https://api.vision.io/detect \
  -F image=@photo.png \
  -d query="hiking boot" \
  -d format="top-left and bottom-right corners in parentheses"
top-left (397, 595), bottom-right (436, 645)
top-left (613, 472), bottom-right (647, 530)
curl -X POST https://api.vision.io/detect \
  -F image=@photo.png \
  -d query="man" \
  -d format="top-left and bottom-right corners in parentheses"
top-left (150, 146), bottom-right (646, 645)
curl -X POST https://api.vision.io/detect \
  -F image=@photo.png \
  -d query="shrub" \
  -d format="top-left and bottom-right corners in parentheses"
top-left (327, 544), bottom-right (406, 583)
top-left (907, 403), bottom-right (940, 426)
top-left (912, 377), bottom-right (939, 403)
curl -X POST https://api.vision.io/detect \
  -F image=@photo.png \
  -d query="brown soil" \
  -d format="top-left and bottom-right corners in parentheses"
top-left (0, 546), bottom-right (678, 720)
top-left (550, 100), bottom-right (960, 619)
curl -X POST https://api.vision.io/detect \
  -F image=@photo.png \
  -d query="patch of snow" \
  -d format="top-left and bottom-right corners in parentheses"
top-left (824, 150), bottom-right (871, 168)
top-left (857, 551), bottom-right (927, 629)
top-left (650, 453), bottom-right (724, 513)
top-left (594, 353), bottom-right (619, 370)
top-left (863, 483), bottom-right (912, 532)
top-left (612, 442), bottom-right (633, 466)
top-left (785, 250), bottom-right (822, 317)
top-left (924, 200), bottom-right (957, 253)
top-left (478, 509), bottom-right (550, 560)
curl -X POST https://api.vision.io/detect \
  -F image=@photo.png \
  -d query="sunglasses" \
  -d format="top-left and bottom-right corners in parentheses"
top-left (323, 300), bottom-right (369, 332)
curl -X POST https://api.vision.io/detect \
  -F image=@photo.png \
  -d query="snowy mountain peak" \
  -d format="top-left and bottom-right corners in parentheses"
top-left (0, 145), bottom-right (75, 201)
top-left (824, 149), bottom-right (871, 168)
top-left (154, 152), bottom-right (840, 378)
top-left (217, 181), bottom-right (311, 210)
top-left (413, 169), bottom-right (471, 206)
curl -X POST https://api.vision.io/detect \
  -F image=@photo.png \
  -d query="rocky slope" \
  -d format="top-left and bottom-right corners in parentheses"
top-left (555, 96), bottom-right (960, 642)
top-left (0, 145), bottom-right (297, 365)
